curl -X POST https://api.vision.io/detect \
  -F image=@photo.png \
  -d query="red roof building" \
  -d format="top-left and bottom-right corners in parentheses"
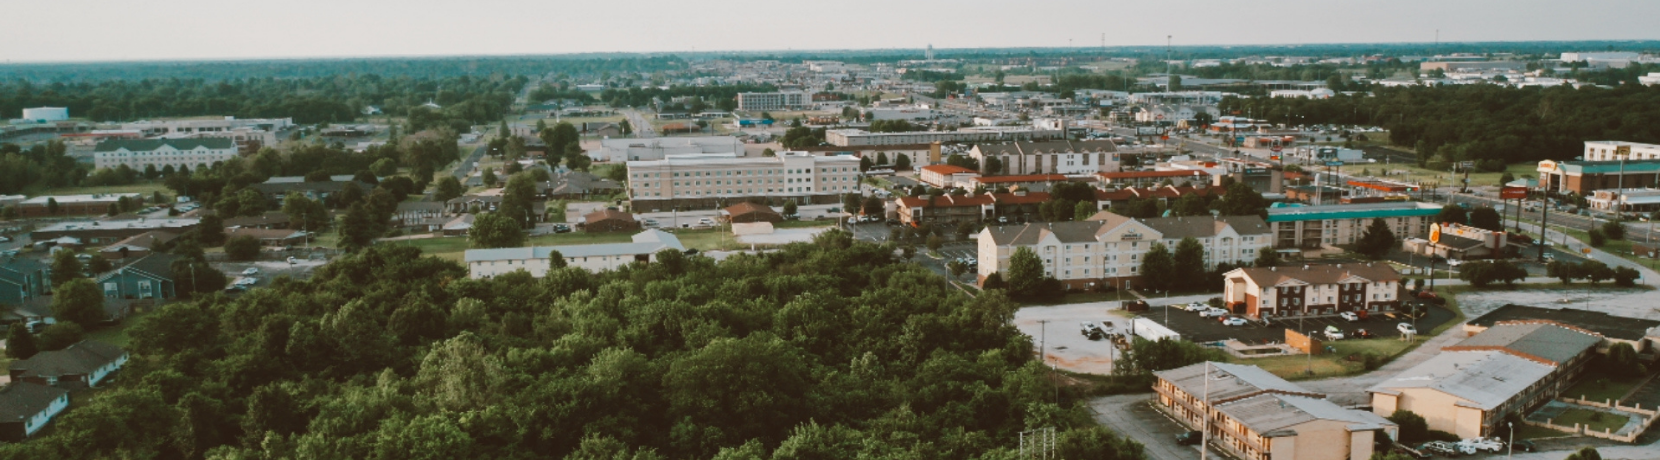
top-left (918, 164), bottom-right (980, 188)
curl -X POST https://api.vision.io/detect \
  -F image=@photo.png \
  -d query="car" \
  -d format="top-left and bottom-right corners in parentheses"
top-left (1457, 438), bottom-right (1502, 453)
top-left (553, 224), bottom-right (573, 233)
top-left (1447, 259), bottom-right (1465, 267)
top-left (75, 253), bottom-right (92, 261)
top-left (1510, 439), bottom-right (1536, 452)
top-left (1339, 311), bottom-right (1360, 322)
top-left (1353, 328), bottom-right (1375, 339)
top-left (1397, 322), bottom-right (1418, 335)
top-left (287, 256), bottom-right (298, 265)
top-left (1221, 317), bottom-right (1248, 327)
top-left (827, 207), bottom-right (841, 213)
top-left (1419, 441), bottom-right (1470, 457)
top-left (236, 277), bottom-right (259, 286)
top-left (642, 219), bottom-right (660, 228)
top-left (1175, 431), bottom-right (1202, 445)
top-left (1323, 325), bottom-right (1345, 340)
top-left (1080, 322), bottom-right (1106, 340)
top-left (1184, 302), bottom-right (1207, 312)
top-left (0, 236), bottom-right (10, 243)
top-left (1200, 308), bottom-right (1228, 318)
top-left (998, 216), bottom-right (1009, 224)
top-left (241, 268), bottom-right (260, 276)
top-left (697, 218), bottom-right (716, 227)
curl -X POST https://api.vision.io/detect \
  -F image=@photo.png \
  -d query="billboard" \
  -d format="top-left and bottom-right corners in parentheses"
top-left (1500, 186), bottom-right (1528, 199)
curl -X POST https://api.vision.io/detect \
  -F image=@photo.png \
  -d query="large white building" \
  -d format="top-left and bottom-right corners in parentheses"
top-left (92, 138), bottom-right (239, 171)
top-left (625, 151), bottom-right (861, 210)
top-left (1583, 140), bottom-right (1660, 161)
top-left (825, 127), bottom-right (1063, 147)
top-left (20, 107), bottom-right (68, 122)
top-left (977, 212), bottom-right (1271, 290)
top-left (592, 136), bottom-right (744, 163)
top-left (464, 229), bottom-right (685, 278)
top-left (119, 117), bottom-right (293, 148)
top-left (736, 91), bottom-right (812, 111)
top-left (968, 140), bottom-right (1120, 175)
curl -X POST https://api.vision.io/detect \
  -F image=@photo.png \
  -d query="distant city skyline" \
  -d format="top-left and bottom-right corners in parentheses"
top-left (3, 0), bottom-right (1659, 63)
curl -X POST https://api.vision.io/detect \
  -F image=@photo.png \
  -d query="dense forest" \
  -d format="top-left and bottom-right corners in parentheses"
top-left (0, 233), bottom-right (1146, 459)
top-left (0, 56), bottom-right (688, 83)
top-left (1218, 82), bottom-right (1660, 170)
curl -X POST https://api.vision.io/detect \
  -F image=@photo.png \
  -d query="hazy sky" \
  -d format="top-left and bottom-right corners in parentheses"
top-left (3, 0), bottom-right (1657, 62)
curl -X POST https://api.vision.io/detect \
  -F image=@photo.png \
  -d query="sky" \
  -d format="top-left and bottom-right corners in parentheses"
top-left (2, 0), bottom-right (1658, 63)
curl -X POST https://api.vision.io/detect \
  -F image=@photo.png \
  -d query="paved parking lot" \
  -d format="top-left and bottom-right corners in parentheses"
top-left (1013, 304), bottom-right (1127, 375)
top-left (1135, 305), bottom-right (1455, 344)
top-left (1090, 394), bottom-right (1215, 460)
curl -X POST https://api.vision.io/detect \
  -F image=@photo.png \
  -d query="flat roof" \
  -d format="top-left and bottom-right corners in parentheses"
top-left (1466, 304), bottom-right (1660, 341)
top-left (1265, 202), bottom-right (1443, 223)
top-left (21, 193), bottom-right (142, 204)
top-left (34, 218), bottom-right (199, 232)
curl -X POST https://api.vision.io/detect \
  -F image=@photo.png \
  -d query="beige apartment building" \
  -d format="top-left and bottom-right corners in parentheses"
top-left (1155, 362), bottom-right (1396, 460)
top-left (977, 212), bottom-right (1270, 290)
top-left (625, 152), bottom-right (861, 210)
top-left (968, 140), bottom-right (1120, 175)
top-left (1221, 263), bottom-right (1402, 319)
top-left (93, 138), bottom-right (239, 171)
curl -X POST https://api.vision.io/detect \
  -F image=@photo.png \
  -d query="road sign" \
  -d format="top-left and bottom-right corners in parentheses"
top-left (1500, 186), bottom-right (1528, 199)
top-left (1235, 136), bottom-right (1245, 144)
top-left (1325, 161), bottom-right (1344, 167)
top-left (1271, 145), bottom-right (1283, 152)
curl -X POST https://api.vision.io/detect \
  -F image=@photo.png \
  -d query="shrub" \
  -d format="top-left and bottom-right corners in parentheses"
top-left (224, 235), bottom-right (262, 261)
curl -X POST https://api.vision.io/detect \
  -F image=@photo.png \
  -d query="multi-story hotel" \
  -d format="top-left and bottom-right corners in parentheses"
top-left (735, 91), bottom-right (812, 111)
top-left (1265, 202), bottom-right (1442, 251)
top-left (976, 212), bottom-right (1271, 290)
top-left (1221, 263), bottom-right (1401, 319)
top-left (1156, 362), bottom-right (1396, 460)
top-left (92, 139), bottom-right (239, 171)
top-left (967, 140), bottom-right (1121, 175)
top-left (625, 152), bottom-right (862, 210)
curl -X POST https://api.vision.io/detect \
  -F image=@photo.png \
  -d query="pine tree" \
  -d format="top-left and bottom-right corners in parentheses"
top-left (1140, 242), bottom-right (1177, 292)
top-left (1172, 237), bottom-right (1207, 290)
top-left (5, 323), bottom-right (37, 359)
top-left (1355, 218), bottom-right (1396, 260)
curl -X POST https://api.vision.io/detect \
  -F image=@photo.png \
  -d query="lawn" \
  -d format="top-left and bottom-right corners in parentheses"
top-left (1513, 423), bottom-right (1569, 440)
top-left (1553, 408), bottom-right (1630, 434)
top-left (1563, 372), bottom-right (1646, 404)
top-left (43, 182), bottom-right (170, 197)
top-left (1251, 337), bottom-right (1423, 380)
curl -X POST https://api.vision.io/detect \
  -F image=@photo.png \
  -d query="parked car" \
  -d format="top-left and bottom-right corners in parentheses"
top-left (1420, 441), bottom-right (1474, 457)
top-left (1175, 431), bottom-right (1202, 445)
top-left (1458, 438), bottom-right (1502, 453)
top-left (1080, 322), bottom-right (1106, 340)
top-left (1447, 259), bottom-right (1465, 267)
top-left (1221, 317), bottom-right (1248, 327)
top-left (1397, 323), bottom-right (1418, 335)
top-left (241, 268), bottom-right (260, 276)
top-left (1352, 328), bottom-right (1375, 339)
top-left (1510, 439), bottom-right (1537, 452)
top-left (1200, 308), bottom-right (1228, 318)
top-left (642, 219), bottom-right (660, 228)
top-left (1184, 302), bottom-right (1207, 312)
top-left (0, 236), bottom-right (10, 243)
top-left (1323, 325), bottom-right (1345, 341)
top-left (1339, 311), bottom-right (1360, 322)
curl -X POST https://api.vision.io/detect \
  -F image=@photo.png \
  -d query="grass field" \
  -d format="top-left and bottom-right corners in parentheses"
top-left (1563, 371), bottom-right (1646, 403)
top-left (1553, 408), bottom-right (1630, 433)
top-left (1252, 336), bottom-right (1423, 380)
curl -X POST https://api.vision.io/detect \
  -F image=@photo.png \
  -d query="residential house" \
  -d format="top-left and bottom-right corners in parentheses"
top-left (95, 253), bottom-right (177, 300)
top-left (1155, 362), bottom-right (1396, 460)
top-left (1221, 263), bottom-right (1401, 319)
top-left (977, 212), bottom-right (1271, 290)
top-left (442, 214), bottom-right (475, 236)
top-left (224, 227), bottom-right (307, 247)
top-left (97, 230), bottom-right (177, 260)
top-left (723, 202), bottom-right (784, 223)
top-left (0, 257), bottom-right (49, 307)
top-left (8, 340), bottom-right (130, 389)
top-left (394, 202), bottom-right (449, 233)
top-left (1370, 324), bottom-right (1602, 438)
top-left (0, 382), bottom-right (70, 442)
top-left (583, 210), bottom-right (641, 233)
top-left (465, 230), bottom-right (686, 278)
top-left (444, 195), bottom-right (550, 221)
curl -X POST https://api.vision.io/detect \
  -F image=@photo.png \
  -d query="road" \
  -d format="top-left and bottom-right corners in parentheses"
top-left (623, 109), bottom-right (656, 138)
top-left (453, 145), bottom-right (485, 180)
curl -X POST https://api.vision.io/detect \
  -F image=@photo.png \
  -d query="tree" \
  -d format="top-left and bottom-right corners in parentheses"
top-left (85, 255), bottom-right (112, 275)
top-left (894, 154), bottom-right (912, 170)
top-left (434, 176), bottom-right (464, 202)
top-left (1467, 206), bottom-right (1503, 232)
top-left (1613, 266), bottom-right (1641, 287)
top-left (862, 197), bottom-right (883, 217)
top-left (499, 173), bottom-right (540, 228)
top-left (858, 156), bottom-right (872, 172)
top-left (1007, 247), bottom-right (1045, 298)
top-left (50, 249), bottom-right (84, 288)
top-left (1548, 260), bottom-right (1583, 284)
top-left (1607, 342), bottom-right (1646, 378)
top-left (783, 200), bottom-right (798, 217)
top-left (1588, 228), bottom-right (1607, 247)
top-left (336, 181), bottom-right (365, 209)
top-left (46, 197), bottom-right (58, 215)
top-left (52, 278), bottom-right (106, 326)
top-left (199, 212), bottom-right (226, 246)
top-left (1172, 238), bottom-right (1206, 290)
top-left (1254, 248), bottom-right (1281, 267)
top-left (1354, 218), bottom-right (1397, 260)
top-left (1167, 74), bottom-right (1183, 92)
top-left (470, 212), bottom-right (525, 249)
top-left (371, 158), bottom-right (399, 176)
top-left (171, 257), bottom-right (227, 296)
top-left (1602, 221), bottom-right (1626, 240)
top-left (337, 202), bottom-right (380, 251)
top-left (37, 322), bottom-right (85, 351)
top-left (875, 152), bottom-right (889, 165)
top-left (1141, 242), bottom-right (1177, 292)
top-left (925, 234), bottom-right (942, 253)
top-left (482, 168), bottom-right (498, 187)
top-left (1388, 410), bottom-right (1430, 444)
top-left (225, 235), bottom-right (262, 261)
top-left (282, 192), bottom-right (331, 232)
top-left (1583, 260), bottom-right (1615, 284)
top-left (841, 194), bottom-right (861, 215)
top-left (1565, 447), bottom-right (1602, 460)
top-left (1499, 172), bottom-right (1515, 186)
top-left (6, 323), bottom-right (38, 359)
top-left (762, 148), bottom-right (776, 157)
top-left (1071, 200), bottom-right (1095, 222)
top-left (1214, 182), bottom-right (1267, 217)
top-left (946, 260), bottom-right (968, 279)
top-left (1435, 206), bottom-right (1468, 225)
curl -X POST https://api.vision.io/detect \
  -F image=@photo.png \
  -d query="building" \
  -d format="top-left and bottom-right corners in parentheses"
top-left (541, 171), bottom-right (624, 199)
top-left (592, 136), bottom-right (744, 163)
top-left (1221, 263), bottom-right (1401, 318)
top-left (20, 107), bottom-right (68, 122)
top-left (0, 382), bottom-right (70, 442)
top-left (625, 152), bottom-right (861, 210)
top-left (119, 117), bottom-right (293, 150)
top-left (1093, 185), bottom-right (1229, 210)
top-left (918, 164), bottom-right (980, 188)
top-left (97, 230), bottom-right (177, 260)
top-left (1265, 202), bottom-right (1442, 251)
top-left (1641, 72), bottom-right (1660, 86)
top-left (0, 257), bottom-right (49, 307)
top-left (224, 227), bottom-right (307, 246)
top-left (736, 91), bottom-right (812, 111)
top-left (897, 194), bottom-right (994, 227)
top-left (247, 178), bottom-right (373, 207)
top-left (968, 140), bottom-right (1121, 176)
top-left (1155, 362), bottom-right (1395, 460)
top-left (722, 202), bottom-right (784, 223)
top-left (222, 211), bottom-right (292, 230)
top-left (1369, 324), bottom-right (1601, 438)
top-left (1587, 188), bottom-right (1660, 214)
top-left (15, 193), bottom-right (145, 217)
top-left (92, 138), bottom-right (238, 171)
top-left (7, 340), bottom-right (129, 389)
top-left (582, 209), bottom-right (641, 233)
top-left (1465, 304), bottom-right (1660, 353)
top-left (1582, 141), bottom-right (1660, 161)
top-left (1097, 170), bottom-right (1211, 189)
top-left (31, 218), bottom-right (199, 246)
top-left (794, 143), bottom-right (941, 169)
top-left (824, 127), bottom-right (1063, 147)
top-left (970, 174), bottom-right (1071, 192)
top-left (1419, 61), bottom-right (1526, 72)
top-left (977, 212), bottom-right (1271, 290)
top-left (94, 253), bottom-right (177, 300)
top-left (464, 229), bottom-right (685, 278)
top-left (1402, 222), bottom-right (1509, 259)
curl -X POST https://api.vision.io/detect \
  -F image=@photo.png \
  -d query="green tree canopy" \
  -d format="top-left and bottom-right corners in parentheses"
top-left (469, 212), bottom-right (525, 249)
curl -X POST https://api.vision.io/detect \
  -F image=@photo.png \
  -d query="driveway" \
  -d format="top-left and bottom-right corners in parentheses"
top-left (1089, 394), bottom-right (1219, 460)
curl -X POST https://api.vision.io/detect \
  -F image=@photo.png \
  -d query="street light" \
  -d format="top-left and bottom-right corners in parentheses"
top-left (1506, 422), bottom-right (1514, 459)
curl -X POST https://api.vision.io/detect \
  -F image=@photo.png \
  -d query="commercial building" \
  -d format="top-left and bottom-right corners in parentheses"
top-left (1155, 362), bottom-right (1396, 460)
top-left (1465, 304), bottom-right (1660, 353)
top-left (15, 193), bottom-right (145, 217)
top-left (119, 117), bottom-right (293, 149)
top-left (592, 136), bottom-right (744, 163)
top-left (1402, 222), bottom-right (1509, 260)
top-left (1370, 323), bottom-right (1601, 438)
top-left (20, 107), bottom-right (68, 122)
top-left (582, 209), bottom-right (641, 233)
top-left (1536, 157), bottom-right (1660, 196)
top-left (918, 165), bottom-right (979, 188)
top-left (824, 127), bottom-right (1063, 147)
top-left (1419, 61), bottom-right (1526, 72)
top-left (1583, 141), bottom-right (1660, 162)
top-left (968, 140), bottom-right (1121, 176)
top-left (1097, 170), bottom-right (1211, 189)
top-left (31, 218), bottom-right (200, 246)
top-left (1221, 263), bottom-right (1401, 319)
top-left (1587, 188), bottom-right (1660, 214)
top-left (93, 138), bottom-right (239, 171)
top-left (464, 229), bottom-right (685, 278)
top-left (977, 212), bottom-right (1270, 290)
top-left (736, 91), bottom-right (812, 111)
top-left (722, 202), bottom-right (784, 223)
top-left (0, 382), bottom-right (69, 442)
top-left (1264, 202), bottom-right (1442, 251)
top-left (625, 152), bottom-right (861, 210)
top-left (794, 143), bottom-right (941, 169)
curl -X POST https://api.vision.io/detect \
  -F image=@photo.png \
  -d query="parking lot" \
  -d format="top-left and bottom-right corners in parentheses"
top-left (213, 258), bottom-right (328, 293)
top-left (1013, 303), bottom-right (1126, 374)
top-left (1135, 304), bottom-right (1456, 344)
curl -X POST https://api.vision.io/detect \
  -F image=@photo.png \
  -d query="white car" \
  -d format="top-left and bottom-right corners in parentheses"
top-left (1397, 322), bottom-right (1418, 335)
top-left (696, 218), bottom-right (716, 227)
top-left (241, 268), bottom-right (260, 276)
top-left (642, 219), bottom-right (660, 228)
top-left (1221, 317), bottom-right (1248, 327)
top-left (1185, 302), bottom-right (1207, 312)
top-left (1339, 311), bottom-right (1360, 322)
top-left (1458, 438), bottom-right (1503, 453)
top-left (1199, 308), bottom-right (1228, 318)
top-left (1323, 325), bottom-right (1345, 341)
top-left (236, 277), bottom-right (259, 286)
top-left (1447, 259), bottom-right (1464, 267)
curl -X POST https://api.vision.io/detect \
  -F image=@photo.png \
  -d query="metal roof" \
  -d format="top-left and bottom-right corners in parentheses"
top-left (465, 230), bottom-right (684, 262)
top-left (1155, 362), bottom-right (1322, 403)
top-left (1449, 323), bottom-right (1601, 365)
top-left (1466, 304), bottom-right (1660, 341)
top-left (1217, 394), bottom-right (1395, 437)
top-left (1368, 351), bottom-right (1553, 410)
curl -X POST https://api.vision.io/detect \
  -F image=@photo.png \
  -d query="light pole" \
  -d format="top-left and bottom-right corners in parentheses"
top-left (1506, 422), bottom-right (1514, 460)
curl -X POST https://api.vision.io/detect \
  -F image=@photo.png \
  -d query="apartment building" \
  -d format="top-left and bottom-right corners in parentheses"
top-left (918, 165), bottom-right (979, 188)
top-left (824, 127), bottom-right (1063, 147)
top-left (736, 91), bottom-right (811, 111)
top-left (592, 136), bottom-right (744, 162)
top-left (1221, 263), bottom-right (1401, 319)
top-left (977, 212), bottom-right (1270, 290)
top-left (465, 229), bottom-right (684, 278)
top-left (92, 138), bottom-right (239, 171)
top-left (119, 117), bottom-right (293, 148)
top-left (625, 152), bottom-right (861, 210)
top-left (968, 140), bottom-right (1120, 175)
top-left (1097, 170), bottom-right (1211, 189)
top-left (1156, 362), bottom-right (1396, 460)
top-left (1264, 202), bottom-right (1442, 251)
top-left (1370, 323), bottom-right (1601, 439)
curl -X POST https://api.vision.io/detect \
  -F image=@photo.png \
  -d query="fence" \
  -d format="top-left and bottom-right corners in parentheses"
top-left (1535, 397), bottom-right (1660, 443)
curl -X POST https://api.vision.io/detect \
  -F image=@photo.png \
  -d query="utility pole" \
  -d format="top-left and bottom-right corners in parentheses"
top-left (1539, 203), bottom-right (1549, 262)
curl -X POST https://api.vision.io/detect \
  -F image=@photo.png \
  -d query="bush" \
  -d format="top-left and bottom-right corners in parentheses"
top-left (224, 235), bottom-right (262, 261)
top-left (1589, 228), bottom-right (1607, 247)
top-left (1602, 221), bottom-right (1626, 240)
top-left (1388, 410), bottom-right (1429, 444)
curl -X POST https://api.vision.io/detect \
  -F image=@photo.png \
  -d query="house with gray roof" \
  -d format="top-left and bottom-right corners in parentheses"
top-left (0, 382), bottom-right (69, 442)
top-left (8, 340), bottom-right (129, 390)
top-left (465, 229), bottom-right (685, 278)
top-left (1155, 362), bottom-right (1396, 460)
top-left (94, 253), bottom-right (177, 301)
top-left (976, 212), bottom-right (1270, 291)
top-left (1369, 323), bottom-right (1600, 439)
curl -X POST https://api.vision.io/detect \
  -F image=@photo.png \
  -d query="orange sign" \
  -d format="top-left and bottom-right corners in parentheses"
top-left (1500, 186), bottom-right (1527, 199)
top-left (1428, 223), bottom-right (1442, 243)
